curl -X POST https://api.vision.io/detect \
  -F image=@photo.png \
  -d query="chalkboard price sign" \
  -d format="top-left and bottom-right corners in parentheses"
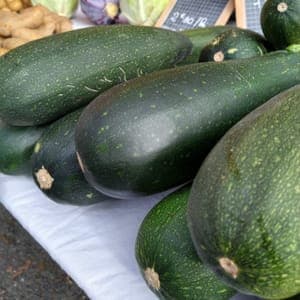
top-left (156, 0), bottom-right (234, 31)
top-left (235, 0), bottom-right (267, 34)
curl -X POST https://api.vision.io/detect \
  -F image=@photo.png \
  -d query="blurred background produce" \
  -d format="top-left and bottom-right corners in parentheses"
top-left (0, 0), bottom-right (31, 11)
top-left (0, 4), bottom-right (72, 55)
top-left (80, 0), bottom-right (125, 24)
top-left (119, 0), bottom-right (170, 26)
top-left (31, 0), bottom-right (79, 17)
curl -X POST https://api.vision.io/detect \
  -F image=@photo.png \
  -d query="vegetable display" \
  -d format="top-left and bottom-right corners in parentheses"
top-left (0, 25), bottom-right (192, 126)
top-left (75, 50), bottom-right (300, 199)
top-left (136, 185), bottom-right (236, 300)
top-left (187, 85), bottom-right (300, 299)
top-left (1, 1), bottom-right (300, 299)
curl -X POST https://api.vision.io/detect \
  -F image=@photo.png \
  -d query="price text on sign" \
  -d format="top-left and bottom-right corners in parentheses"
top-left (156, 0), bottom-right (234, 31)
top-left (170, 11), bottom-right (209, 28)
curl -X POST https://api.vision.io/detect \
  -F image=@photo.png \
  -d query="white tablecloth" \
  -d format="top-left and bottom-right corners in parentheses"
top-left (0, 9), bottom-right (259, 300)
top-left (0, 174), bottom-right (259, 300)
top-left (0, 173), bottom-right (162, 300)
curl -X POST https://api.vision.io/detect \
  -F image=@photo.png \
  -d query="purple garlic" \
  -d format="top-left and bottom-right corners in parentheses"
top-left (80, 0), bottom-right (122, 25)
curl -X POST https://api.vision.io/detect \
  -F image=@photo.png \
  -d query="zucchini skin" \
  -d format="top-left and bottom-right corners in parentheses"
top-left (261, 0), bottom-right (300, 49)
top-left (75, 51), bottom-right (300, 199)
top-left (135, 186), bottom-right (235, 300)
top-left (32, 109), bottom-right (113, 205)
top-left (0, 120), bottom-right (45, 175)
top-left (0, 25), bottom-right (192, 126)
top-left (187, 85), bottom-right (300, 299)
top-left (199, 28), bottom-right (271, 62)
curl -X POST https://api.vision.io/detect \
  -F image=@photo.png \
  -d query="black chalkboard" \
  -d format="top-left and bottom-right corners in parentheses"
top-left (235, 0), bottom-right (267, 34)
top-left (156, 0), bottom-right (234, 31)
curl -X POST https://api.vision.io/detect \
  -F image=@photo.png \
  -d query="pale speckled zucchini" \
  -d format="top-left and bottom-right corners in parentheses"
top-left (0, 25), bottom-right (192, 126)
top-left (188, 84), bottom-right (300, 299)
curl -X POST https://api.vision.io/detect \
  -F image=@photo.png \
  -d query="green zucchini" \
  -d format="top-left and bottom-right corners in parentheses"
top-left (0, 119), bottom-right (45, 175)
top-left (187, 85), bottom-right (300, 299)
top-left (32, 109), bottom-right (113, 205)
top-left (0, 25), bottom-right (192, 126)
top-left (135, 185), bottom-right (235, 300)
top-left (75, 50), bottom-right (300, 199)
top-left (178, 26), bottom-right (232, 65)
top-left (199, 28), bottom-right (271, 62)
top-left (261, 0), bottom-right (300, 49)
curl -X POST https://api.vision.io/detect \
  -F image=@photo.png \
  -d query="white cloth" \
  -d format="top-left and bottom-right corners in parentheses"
top-left (0, 174), bottom-right (259, 300)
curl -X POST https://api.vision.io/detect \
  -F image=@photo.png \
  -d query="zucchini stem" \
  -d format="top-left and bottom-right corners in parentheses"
top-left (144, 267), bottom-right (160, 291)
top-left (213, 51), bottom-right (225, 62)
top-left (35, 166), bottom-right (54, 190)
top-left (219, 257), bottom-right (239, 279)
top-left (277, 2), bottom-right (288, 13)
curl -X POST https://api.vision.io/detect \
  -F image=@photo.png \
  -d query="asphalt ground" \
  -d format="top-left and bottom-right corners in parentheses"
top-left (0, 203), bottom-right (88, 300)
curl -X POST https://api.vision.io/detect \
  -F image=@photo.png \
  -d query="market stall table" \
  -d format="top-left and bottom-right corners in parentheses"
top-left (0, 10), bottom-right (259, 300)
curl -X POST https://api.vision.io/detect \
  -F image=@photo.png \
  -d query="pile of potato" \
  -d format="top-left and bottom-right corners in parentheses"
top-left (0, 0), bottom-right (31, 12)
top-left (0, 4), bottom-right (72, 55)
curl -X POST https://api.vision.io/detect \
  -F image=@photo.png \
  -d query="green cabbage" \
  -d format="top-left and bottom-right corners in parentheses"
top-left (31, 0), bottom-right (79, 17)
top-left (120, 0), bottom-right (170, 26)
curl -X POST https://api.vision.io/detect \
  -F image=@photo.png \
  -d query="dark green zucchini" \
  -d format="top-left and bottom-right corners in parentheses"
top-left (135, 185), bottom-right (235, 300)
top-left (261, 0), bottom-right (300, 49)
top-left (0, 25), bottom-right (192, 126)
top-left (75, 50), bottom-right (300, 199)
top-left (178, 26), bottom-right (232, 65)
top-left (32, 109), bottom-right (113, 205)
top-left (199, 28), bottom-right (271, 62)
top-left (187, 85), bottom-right (300, 299)
top-left (0, 119), bottom-right (45, 175)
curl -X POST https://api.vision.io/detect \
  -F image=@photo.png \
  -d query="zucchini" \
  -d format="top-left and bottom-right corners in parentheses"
top-left (187, 85), bottom-right (300, 299)
top-left (261, 0), bottom-right (300, 49)
top-left (199, 28), bottom-right (271, 62)
top-left (178, 26), bottom-right (232, 65)
top-left (135, 185), bottom-right (235, 300)
top-left (75, 50), bottom-right (300, 199)
top-left (32, 109), bottom-right (112, 205)
top-left (0, 25), bottom-right (192, 126)
top-left (0, 119), bottom-right (45, 175)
